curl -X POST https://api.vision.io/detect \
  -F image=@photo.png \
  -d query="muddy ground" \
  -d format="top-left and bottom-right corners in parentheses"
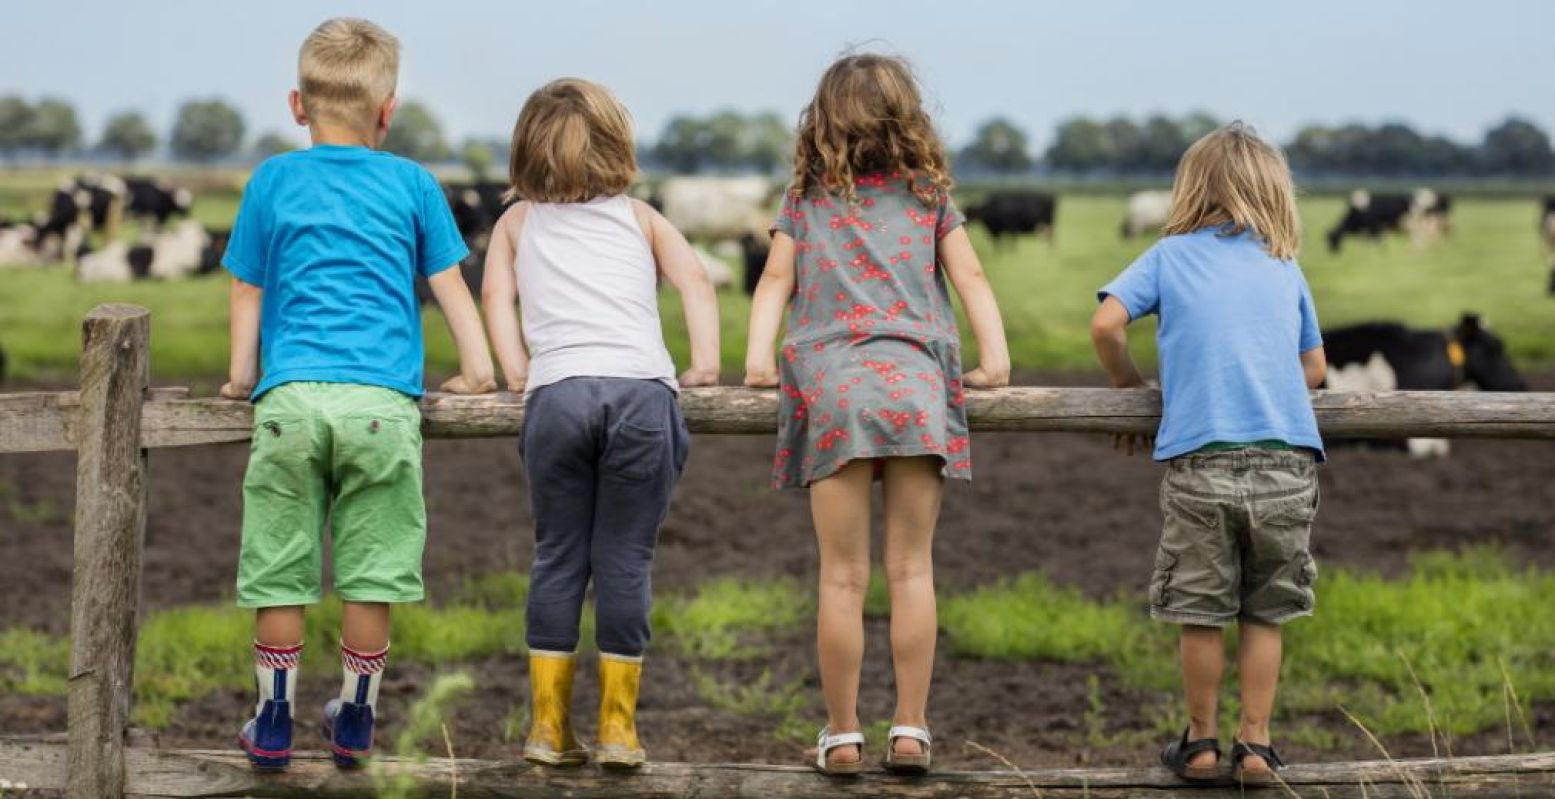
top-left (2, 371), bottom-right (1553, 769)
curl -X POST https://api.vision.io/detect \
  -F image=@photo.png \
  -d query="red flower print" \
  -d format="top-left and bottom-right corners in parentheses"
top-left (947, 436), bottom-right (970, 455)
top-left (899, 235), bottom-right (913, 245)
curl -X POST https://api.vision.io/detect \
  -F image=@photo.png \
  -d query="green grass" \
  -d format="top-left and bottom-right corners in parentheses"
top-left (4, 193), bottom-right (1554, 381)
top-left (652, 577), bottom-right (813, 660)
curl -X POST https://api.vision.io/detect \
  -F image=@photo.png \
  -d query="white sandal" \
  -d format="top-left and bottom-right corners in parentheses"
top-left (882, 725), bottom-right (932, 774)
top-left (812, 726), bottom-right (866, 776)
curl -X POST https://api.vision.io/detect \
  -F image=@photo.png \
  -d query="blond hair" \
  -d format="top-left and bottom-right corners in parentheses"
top-left (506, 79), bottom-right (637, 203)
top-left (297, 18), bottom-right (400, 133)
top-left (1163, 122), bottom-right (1301, 260)
top-left (792, 54), bottom-right (952, 207)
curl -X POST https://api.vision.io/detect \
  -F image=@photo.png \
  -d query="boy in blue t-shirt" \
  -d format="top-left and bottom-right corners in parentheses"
top-left (1091, 123), bottom-right (1327, 785)
top-left (221, 18), bottom-right (494, 771)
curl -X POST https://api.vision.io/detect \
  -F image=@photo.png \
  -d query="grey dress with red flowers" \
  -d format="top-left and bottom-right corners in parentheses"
top-left (770, 174), bottom-right (971, 489)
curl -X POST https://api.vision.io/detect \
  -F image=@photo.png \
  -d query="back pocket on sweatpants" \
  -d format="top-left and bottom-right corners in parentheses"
top-left (604, 421), bottom-right (669, 482)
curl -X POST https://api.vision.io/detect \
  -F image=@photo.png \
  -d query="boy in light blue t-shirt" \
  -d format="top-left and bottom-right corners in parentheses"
top-left (222, 17), bottom-right (494, 771)
top-left (1092, 123), bottom-right (1327, 786)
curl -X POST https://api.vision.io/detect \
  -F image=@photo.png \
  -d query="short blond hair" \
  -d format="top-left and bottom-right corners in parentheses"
top-left (298, 18), bottom-right (400, 133)
top-left (507, 79), bottom-right (637, 203)
top-left (1163, 122), bottom-right (1301, 260)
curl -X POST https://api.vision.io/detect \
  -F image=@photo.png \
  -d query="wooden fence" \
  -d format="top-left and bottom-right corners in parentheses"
top-left (2, 303), bottom-right (1553, 798)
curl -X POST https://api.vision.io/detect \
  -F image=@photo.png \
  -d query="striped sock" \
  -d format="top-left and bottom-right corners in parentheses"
top-left (253, 641), bottom-right (302, 717)
top-left (340, 644), bottom-right (389, 710)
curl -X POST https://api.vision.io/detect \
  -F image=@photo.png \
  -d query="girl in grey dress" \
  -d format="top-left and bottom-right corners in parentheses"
top-left (744, 54), bottom-right (1010, 776)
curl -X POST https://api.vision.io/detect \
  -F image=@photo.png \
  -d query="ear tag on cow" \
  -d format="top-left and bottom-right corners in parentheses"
top-left (1447, 341), bottom-right (1466, 368)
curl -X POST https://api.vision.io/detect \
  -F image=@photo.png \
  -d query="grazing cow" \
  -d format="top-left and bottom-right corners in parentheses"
top-left (1323, 313), bottom-right (1525, 456)
top-left (124, 176), bottom-right (194, 228)
top-left (655, 176), bottom-right (777, 243)
top-left (966, 190), bottom-right (1056, 244)
top-left (1120, 190), bottom-right (1172, 239)
top-left (32, 182), bottom-right (93, 261)
top-left (1542, 196), bottom-right (1555, 295)
top-left (1326, 189), bottom-right (1451, 253)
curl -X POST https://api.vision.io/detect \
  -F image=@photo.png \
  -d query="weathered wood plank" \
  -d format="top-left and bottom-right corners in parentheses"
top-left (4, 387), bottom-right (1555, 454)
top-left (66, 304), bottom-right (151, 799)
top-left (1, 739), bottom-right (1552, 798)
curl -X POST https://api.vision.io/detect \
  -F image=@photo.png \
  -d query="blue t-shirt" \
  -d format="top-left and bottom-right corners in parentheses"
top-left (224, 145), bottom-right (468, 400)
top-left (1098, 226), bottom-right (1325, 461)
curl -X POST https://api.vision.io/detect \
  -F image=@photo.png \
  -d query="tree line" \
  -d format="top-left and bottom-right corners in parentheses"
top-left (2, 93), bottom-right (1552, 179)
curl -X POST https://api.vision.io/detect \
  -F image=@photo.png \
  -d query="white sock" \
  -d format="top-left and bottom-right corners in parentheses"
top-left (340, 644), bottom-right (388, 709)
top-left (253, 641), bottom-right (302, 717)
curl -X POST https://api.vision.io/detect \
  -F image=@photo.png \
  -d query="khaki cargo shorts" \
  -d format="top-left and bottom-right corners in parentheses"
top-left (237, 382), bottom-right (426, 608)
top-left (1150, 448), bottom-right (1319, 627)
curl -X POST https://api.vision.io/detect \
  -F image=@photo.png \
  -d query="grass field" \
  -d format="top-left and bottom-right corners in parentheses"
top-left (2, 181), bottom-right (1553, 382)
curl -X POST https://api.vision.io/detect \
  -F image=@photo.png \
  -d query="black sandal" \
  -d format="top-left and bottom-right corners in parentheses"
top-left (1231, 740), bottom-right (1286, 785)
top-left (1160, 727), bottom-right (1221, 782)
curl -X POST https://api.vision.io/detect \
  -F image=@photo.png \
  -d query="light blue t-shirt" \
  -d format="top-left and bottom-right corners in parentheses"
top-left (1098, 226), bottom-right (1325, 461)
top-left (224, 145), bottom-right (468, 400)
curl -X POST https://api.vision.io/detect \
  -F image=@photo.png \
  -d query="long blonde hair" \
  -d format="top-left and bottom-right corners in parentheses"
top-left (1162, 122), bottom-right (1301, 260)
top-left (507, 78), bottom-right (637, 203)
top-left (791, 54), bottom-right (951, 207)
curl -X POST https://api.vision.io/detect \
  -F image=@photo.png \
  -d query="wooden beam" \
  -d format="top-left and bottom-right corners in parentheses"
top-left (66, 305), bottom-right (151, 799)
top-left (1, 739), bottom-right (1552, 798)
top-left (3, 386), bottom-right (1555, 454)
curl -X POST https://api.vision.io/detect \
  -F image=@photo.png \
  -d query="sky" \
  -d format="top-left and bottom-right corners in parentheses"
top-left (3, 0), bottom-right (1552, 151)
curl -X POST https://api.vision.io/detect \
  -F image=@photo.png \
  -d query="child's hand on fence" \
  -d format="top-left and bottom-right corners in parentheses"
top-left (440, 374), bottom-right (498, 395)
top-left (505, 376), bottom-right (527, 394)
top-left (743, 361), bottom-right (779, 388)
top-left (218, 382), bottom-right (251, 401)
top-left (963, 365), bottom-right (1010, 389)
top-left (679, 367), bottom-right (720, 388)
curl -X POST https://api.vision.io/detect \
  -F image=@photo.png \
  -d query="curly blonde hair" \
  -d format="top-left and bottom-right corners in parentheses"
top-left (791, 54), bottom-right (952, 207)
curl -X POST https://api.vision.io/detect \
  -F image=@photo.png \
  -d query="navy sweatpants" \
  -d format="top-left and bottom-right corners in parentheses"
top-left (520, 377), bottom-right (689, 657)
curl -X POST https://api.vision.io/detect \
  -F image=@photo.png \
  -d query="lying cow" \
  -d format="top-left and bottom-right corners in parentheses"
top-left (77, 221), bottom-right (222, 282)
top-left (0, 220), bottom-right (42, 268)
top-left (1120, 190), bottom-right (1171, 239)
top-left (1323, 313), bottom-right (1525, 456)
top-left (1327, 189), bottom-right (1451, 253)
top-left (124, 176), bottom-right (194, 228)
top-left (966, 190), bottom-right (1056, 244)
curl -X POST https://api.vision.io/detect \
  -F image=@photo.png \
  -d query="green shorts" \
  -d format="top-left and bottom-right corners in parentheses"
top-left (237, 382), bottom-right (426, 608)
top-left (1150, 448), bottom-right (1319, 627)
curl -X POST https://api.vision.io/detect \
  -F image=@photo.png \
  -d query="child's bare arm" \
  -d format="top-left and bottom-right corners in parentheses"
top-left (635, 200), bottom-right (720, 387)
top-left (1090, 296), bottom-right (1146, 389)
top-left (221, 278), bottom-right (263, 399)
top-left (743, 233), bottom-right (796, 388)
top-left (1301, 346), bottom-right (1327, 389)
top-left (429, 265), bottom-right (496, 395)
top-left (939, 227), bottom-right (1010, 388)
top-left (481, 205), bottom-right (530, 392)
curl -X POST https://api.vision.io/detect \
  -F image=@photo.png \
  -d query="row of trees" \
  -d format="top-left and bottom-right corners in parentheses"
top-left (4, 93), bottom-right (1554, 178)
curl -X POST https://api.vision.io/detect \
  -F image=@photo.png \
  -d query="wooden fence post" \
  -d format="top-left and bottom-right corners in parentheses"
top-left (66, 304), bottom-right (150, 799)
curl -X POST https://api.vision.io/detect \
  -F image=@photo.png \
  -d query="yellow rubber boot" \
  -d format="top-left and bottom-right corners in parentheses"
top-left (523, 651), bottom-right (589, 766)
top-left (596, 653), bottom-right (646, 768)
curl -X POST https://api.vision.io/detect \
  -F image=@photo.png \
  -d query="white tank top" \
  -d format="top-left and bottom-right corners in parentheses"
top-left (514, 195), bottom-right (678, 394)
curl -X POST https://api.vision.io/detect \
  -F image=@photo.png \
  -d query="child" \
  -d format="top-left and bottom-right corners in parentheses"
top-left (1090, 122), bottom-right (1327, 785)
top-left (480, 78), bottom-right (720, 769)
top-left (745, 54), bottom-right (1009, 776)
top-left (221, 18), bottom-right (495, 771)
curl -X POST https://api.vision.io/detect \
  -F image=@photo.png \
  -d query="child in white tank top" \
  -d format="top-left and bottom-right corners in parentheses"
top-left (480, 78), bottom-right (720, 770)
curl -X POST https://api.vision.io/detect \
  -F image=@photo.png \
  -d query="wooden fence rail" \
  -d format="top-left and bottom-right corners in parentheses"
top-left (3, 304), bottom-right (1554, 798)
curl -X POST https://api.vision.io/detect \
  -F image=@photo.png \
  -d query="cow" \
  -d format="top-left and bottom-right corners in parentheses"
top-left (444, 181), bottom-right (513, 245)
top-left (739, 231), bottom-right (770, 295)
top-left (76, 221), bottom-right (221, 282)
top-left (124, 176), bottom-right (194, 228)
top-left (1323, 313), bottom-right (1525, 456)
top-left (1121, 190), bottom-right (1172, 239)
top-left (31, 181), bottom-right (94, 261)
top-left (73, 174), bottom-right (127, 239)
top-left (0, 222), bottom-right (42, 268)
top-left (966, 190), bottom-right (1056, 244)
top-left (655, 176), bottom-right (777, 243)
top-left (1541, 196), bottom-right (1555, 295)
top-left (1327, 189), bottom-right (1451, 253)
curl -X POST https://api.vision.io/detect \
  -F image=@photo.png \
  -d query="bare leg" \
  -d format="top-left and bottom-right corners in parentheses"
top-left (880, 457), bottom-right (944, 757)
top-left (810, 460), bottom-right (874, 766)
top-left (341, 602), bottom-right (391, 652)
top-left (1236, 621), bottom-right (1283, 770)
top-left (1181, 625), bottom-right (1225, 768)
top-left (255, 606), bottom-right (305, 648)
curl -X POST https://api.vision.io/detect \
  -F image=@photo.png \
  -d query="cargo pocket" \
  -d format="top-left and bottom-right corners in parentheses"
top-left (604, 421), bottom-right (670, 483)
top-left (1296, 553), bottom-right (1318, 611)
top-left (1149, 547), bottom-right (1179, 608)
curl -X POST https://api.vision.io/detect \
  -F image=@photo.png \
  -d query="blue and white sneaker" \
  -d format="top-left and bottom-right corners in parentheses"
top-left (239, 698), bottom-right (293, 770)
top-left (322, 698), bottom-right (375, 768)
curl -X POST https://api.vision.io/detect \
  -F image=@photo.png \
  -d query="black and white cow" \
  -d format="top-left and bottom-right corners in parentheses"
top-left (739, 230), bottom-right (770, 295)
top-left (124, 176), bottom-right (194, 228)
top-left (1323, 313), bottom-right (1525, 456)
top-left (443, 181), bottom-right (513, 245)
top-left (966, 191), bottom-right (1056, 244)
top-left (1327, 189), bottom-right (1451, 253)
top-left (73, 174), bottom-right (127, 237)
top-left (76, 221), bottom-right (225, 282)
